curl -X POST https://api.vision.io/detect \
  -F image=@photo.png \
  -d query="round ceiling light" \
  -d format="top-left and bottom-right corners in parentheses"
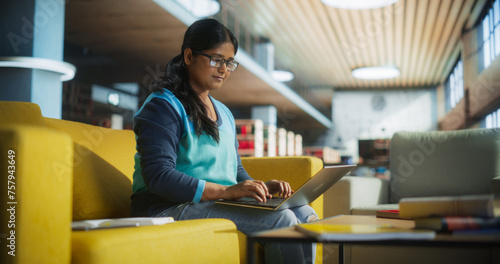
top-left (321, 0), bottom-right (399, 9)
top-left (0, 56), bottom-right (76, 81)
top-left (351, 66), bottom-right (400, 80)
top-left (271, 70), bottom-right (295, 82)
top-left (176, 0), bottom-right (220, 17)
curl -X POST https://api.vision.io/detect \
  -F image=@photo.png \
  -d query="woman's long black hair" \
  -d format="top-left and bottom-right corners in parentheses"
top-left (151, 19), bottom-right (238, 143)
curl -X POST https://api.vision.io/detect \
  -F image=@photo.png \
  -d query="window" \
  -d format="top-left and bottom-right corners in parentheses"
top-left (480, 0), bottom-right (500, 71)
top-left (483, 107), bottom-right (500, 128)
top-left (444, 59), bottom-right (464, 113)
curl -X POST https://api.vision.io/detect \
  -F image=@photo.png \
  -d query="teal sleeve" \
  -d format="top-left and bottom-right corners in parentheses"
top-left (192, 180), bottom-right (206, 203)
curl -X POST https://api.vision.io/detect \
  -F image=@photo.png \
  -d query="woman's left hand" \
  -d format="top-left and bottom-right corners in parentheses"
top-left (265, 180), bottom-right (294, 198)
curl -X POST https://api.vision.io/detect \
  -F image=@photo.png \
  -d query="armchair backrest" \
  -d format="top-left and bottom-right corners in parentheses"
top-left (0, 101), bottom-right (136, 221)
top-left (389, 129), bottom-right (500, 203)
top-left (44, 118), bottom-right (136, 220)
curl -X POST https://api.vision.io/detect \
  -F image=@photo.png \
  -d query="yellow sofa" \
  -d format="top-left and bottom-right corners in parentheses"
top-left (0, 101), bottom-right (324, 264)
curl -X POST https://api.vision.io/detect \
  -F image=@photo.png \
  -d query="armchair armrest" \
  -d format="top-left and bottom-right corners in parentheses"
top-left (241, 156), bottom-right (324, 264)
top-left (241, 156), bottom-right (324, 216)
top-left (72, 219), bottom-right (240, 264)
top-left (0, 125), bottom-right (73, 264)
top-left (241, 156), bottom-right (323, 188)
top-left (323, 176), bottom-right (389, 217)
top-left (241, 156), bottom-right (325, 264)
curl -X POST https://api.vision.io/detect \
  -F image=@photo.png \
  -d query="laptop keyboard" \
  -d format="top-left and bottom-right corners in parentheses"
top-left (245, 197), bottom-right (287, 206)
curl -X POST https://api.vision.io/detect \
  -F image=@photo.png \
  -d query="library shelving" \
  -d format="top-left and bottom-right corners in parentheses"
top-left (303, 146), bottom-right (341, 164)
top-left (295, 134), bottom-right (303, 156)
top-left (287, 131), bottom-right (295, 156)
top-left (264, 124), bottom-right (277, 157)
top-left (235, 119), bottom-right (264, 157)
top-left (276, 128), bottom-right (287, 156)
top-left (358, 139), bottom-right (391, 166)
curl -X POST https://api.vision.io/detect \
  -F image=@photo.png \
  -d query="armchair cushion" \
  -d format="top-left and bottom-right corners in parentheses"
top-left (71, 219), bottom-right (241, 264)
top-left (389, 129), bottom-right (500, 203)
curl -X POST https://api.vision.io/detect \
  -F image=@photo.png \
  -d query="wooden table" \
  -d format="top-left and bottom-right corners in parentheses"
top-left (246, 215), bottom-right (500, 264)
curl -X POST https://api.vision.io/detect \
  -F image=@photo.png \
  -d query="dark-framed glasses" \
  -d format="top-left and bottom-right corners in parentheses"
top-left (193, 50), bottom-right (239, 72)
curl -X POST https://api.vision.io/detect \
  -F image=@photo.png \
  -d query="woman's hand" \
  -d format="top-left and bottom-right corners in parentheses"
top-left (202, 180), bottom-right (270, 202)
top-left (265, 180), bottom-right (294, 198)
top-left (225, 180), bottom-right (270, 202)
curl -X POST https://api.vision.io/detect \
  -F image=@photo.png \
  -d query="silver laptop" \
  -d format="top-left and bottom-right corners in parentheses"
top-left (215, 165), bottom-right (356, 210)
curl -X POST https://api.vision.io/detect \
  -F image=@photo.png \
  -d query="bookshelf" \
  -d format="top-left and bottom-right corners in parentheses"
top-left (236, 119), bottom-right (264, 157)
top-left (358, 139), bottom-right (390, 166)
top-left (295, 134), bottom-right (303, 156)
top-left (303, 146), bottom-right (341, 164)
top-left (277, 128), bottom-right (287, 157)
top-left (62, 82), bottom-right (93, 123)
top-left (235, 120), bottom-right (304, 158)
top-left (264, 124), bottom-right (277, 157)
top-left (287, 131), bottom-right (295, 156)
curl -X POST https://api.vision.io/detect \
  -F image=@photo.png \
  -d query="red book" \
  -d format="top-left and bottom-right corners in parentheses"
top-left (415, 217), bottom-right (500, 232)
top-left (376, 210), bottom-right (402, 219)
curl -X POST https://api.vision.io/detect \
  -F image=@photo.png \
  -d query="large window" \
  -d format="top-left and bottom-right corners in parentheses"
top-left (444, 59), bottom-right (464, 113)
top-left (480, 0), bottom-right (500, 71)
top-left (483, 108), bottom-right (500, 128)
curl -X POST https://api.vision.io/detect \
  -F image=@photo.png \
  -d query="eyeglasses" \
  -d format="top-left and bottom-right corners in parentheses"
top-left (193, 50), bottom-right (239, 72)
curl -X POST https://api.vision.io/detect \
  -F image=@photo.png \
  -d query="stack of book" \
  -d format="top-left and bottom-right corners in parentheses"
top-left (397, 194), bottom-right (500, 233)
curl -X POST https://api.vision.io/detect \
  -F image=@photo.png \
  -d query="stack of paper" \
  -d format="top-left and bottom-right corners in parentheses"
top-left (72, 217), bottom-right (174, 231)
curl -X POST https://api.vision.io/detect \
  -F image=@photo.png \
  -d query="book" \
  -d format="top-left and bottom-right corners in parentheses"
top-left (295, 223), bottom-right (435, 242)
top-left (376, 209), bottom-right (402, 219)
top-left (414, 217), bottom-right (500, 232)
top-left (399, 194), bottom-right (498, 219)
top-left (72, 217), bottom-right (174, 231)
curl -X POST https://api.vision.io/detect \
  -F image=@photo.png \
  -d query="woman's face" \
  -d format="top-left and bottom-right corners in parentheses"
top-left (184, 41), bottom-right (236, 94)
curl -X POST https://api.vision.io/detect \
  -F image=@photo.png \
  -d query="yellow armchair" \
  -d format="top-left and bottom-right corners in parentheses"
top-left (0, 101), bottom-right (324, 264)
top-left (0, 125), bottom-right (73, 264)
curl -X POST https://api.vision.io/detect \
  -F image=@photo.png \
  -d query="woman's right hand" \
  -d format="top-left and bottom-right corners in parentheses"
top-left (224, 180), bottom-right (271, 202)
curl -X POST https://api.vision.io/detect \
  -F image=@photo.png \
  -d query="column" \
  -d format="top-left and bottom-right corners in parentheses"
top-left (0, 0), bottom-right (74, 119)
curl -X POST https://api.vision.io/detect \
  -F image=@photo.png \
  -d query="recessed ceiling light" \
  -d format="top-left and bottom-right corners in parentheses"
top-left (352, 66), bottom-right (400, 80)
top-left (176, 0), bottom-right (220, 17)
top-left (271, 70), bottom-right (295, 82)
top-left (321, 0), bottom-right (399, 9)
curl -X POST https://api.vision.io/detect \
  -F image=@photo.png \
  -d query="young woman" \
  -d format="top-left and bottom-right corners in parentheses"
top-left (131, 18), bottom-right (317, 264)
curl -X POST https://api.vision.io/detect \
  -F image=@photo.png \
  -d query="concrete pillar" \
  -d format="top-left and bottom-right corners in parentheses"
top-left (0, 0), bottom-right (73, 118)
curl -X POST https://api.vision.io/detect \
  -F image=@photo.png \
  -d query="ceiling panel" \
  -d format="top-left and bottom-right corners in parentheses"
top-left (64, 0), bottom-right (487, 132)
top-left (229, 0), bottom-right (483, 89)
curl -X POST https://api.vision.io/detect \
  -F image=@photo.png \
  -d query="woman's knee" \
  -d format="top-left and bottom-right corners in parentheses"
top-left (273, 209), bottom-right (299, 228)
top-left (290, 205), bottom-right (319, 223)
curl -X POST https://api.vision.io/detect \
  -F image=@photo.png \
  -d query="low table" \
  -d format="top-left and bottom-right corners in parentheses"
top-left (246, 215), bottom-right (500, 264)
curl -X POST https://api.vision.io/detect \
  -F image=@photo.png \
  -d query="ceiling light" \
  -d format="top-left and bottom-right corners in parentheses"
top-left (271, 70), bottom-right (294, 82)
top-left (352, 66), bottom-right (400, 80)
top-left (176, 0), bottom-right (220, 17)
top-left (321, 0), bottom-right (399, 9)
top-left (0, 56), bottom-right (76, 81)
top-left (108, 93), bottom-right (120, 106)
